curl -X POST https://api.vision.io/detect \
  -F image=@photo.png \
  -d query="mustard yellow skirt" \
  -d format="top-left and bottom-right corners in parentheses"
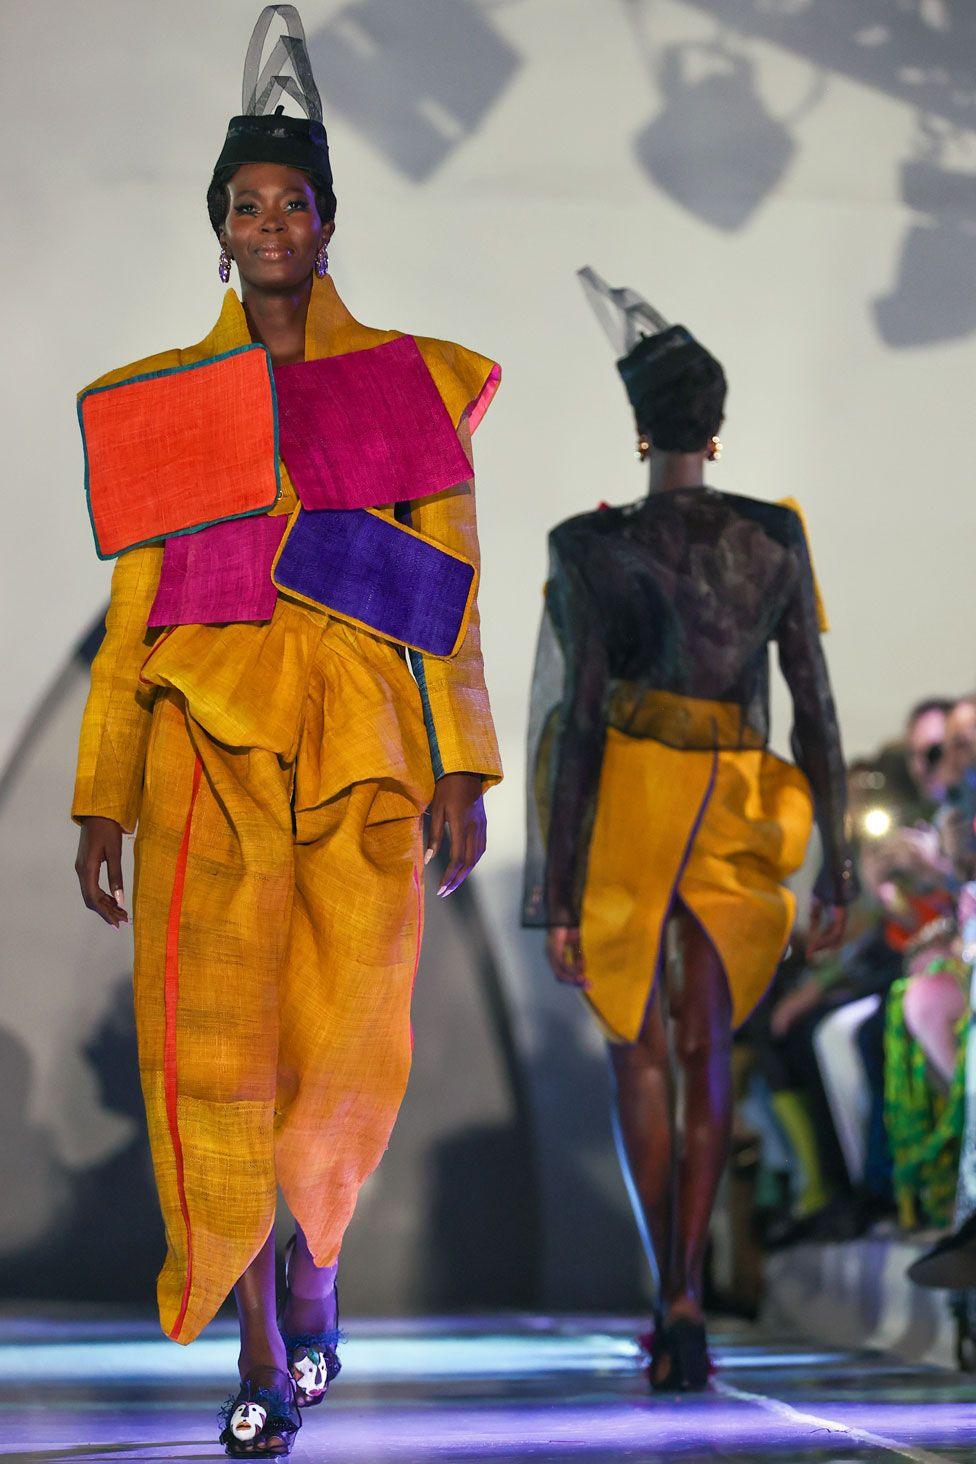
top-left (580, 729), bottom-right (814, 1043)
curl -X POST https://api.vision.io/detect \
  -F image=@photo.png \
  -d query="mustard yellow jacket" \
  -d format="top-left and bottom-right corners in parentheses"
top-left (72, 275), bottom-right (502, 830)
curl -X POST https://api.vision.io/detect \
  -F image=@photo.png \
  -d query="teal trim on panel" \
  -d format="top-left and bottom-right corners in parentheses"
top-left (408, 646), bottom-right (445, 780)
top-left (78, 343), bottom-right (281, 560)
top-left (396, 498), bottom-right (445, 778)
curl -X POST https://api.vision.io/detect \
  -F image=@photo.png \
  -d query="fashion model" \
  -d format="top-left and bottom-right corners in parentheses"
top-left (524, 269), bottom-right (854, 1390)
top-left (73, 7), bottom-right (501, 1453)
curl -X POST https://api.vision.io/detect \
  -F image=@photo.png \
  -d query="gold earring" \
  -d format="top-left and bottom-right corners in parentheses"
top-left (707, 435), bottom-right (723, 462)
top-left (635, 436), bottom-right (651, 462)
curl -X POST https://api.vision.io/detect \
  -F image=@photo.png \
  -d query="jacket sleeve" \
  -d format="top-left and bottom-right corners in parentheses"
top-left (538, 535), bottom-right (610, 927)
top-left (71, 545), bottom-right (164, 830)
top-left (403, 418), bottom-right (502, 788)
top-left (775, 512), bottom-right (857, 905)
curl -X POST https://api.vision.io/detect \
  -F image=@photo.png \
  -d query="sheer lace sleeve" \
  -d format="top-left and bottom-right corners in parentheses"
top-left (776, 516), bottom-right (857, 905)
top-left (531, 532), bottom-right (610, 928)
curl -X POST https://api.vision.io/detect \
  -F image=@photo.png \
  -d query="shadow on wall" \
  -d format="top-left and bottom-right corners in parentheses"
top-left (874, 121), bottom-right (976, 348)
top-left (308, 0), bottom-right (521, 183)
top-left (632, 39), bottom-right (820, 232)
top-left (0, 983), bottom-right (163, 1305)
top-left (679, 0), bottom-right (976, 130)
top-left (634, 0), bottom-right (976, 346)
top-left (422, 944), bottom-right (647, 1312)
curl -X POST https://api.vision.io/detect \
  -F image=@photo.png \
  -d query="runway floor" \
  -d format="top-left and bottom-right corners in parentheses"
top-left (1, 1312), bottom-right (974, 1462)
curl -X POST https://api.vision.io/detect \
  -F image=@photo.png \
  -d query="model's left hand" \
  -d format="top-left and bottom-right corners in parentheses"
top-left (425, 772), bottom-right (486, 897)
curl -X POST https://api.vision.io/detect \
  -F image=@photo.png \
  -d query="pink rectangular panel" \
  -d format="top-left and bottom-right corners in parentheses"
top-left (274, 336), bottom-right (472, 511)
top-left (147, 513), bottom-right (286, 627)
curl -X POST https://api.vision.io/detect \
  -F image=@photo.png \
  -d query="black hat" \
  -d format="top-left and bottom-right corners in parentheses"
top-left (577, 266), bottom-right (725, 446)
top-left (616, 325), bottom-right (721, 417)
top-left (212, 5), bottom-right (333, 193)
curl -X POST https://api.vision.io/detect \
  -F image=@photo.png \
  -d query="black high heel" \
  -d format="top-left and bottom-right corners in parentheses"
top-left (664, 1317), bottom-right (712, 1392)
top-left (218, 1367), bottom-right (301, 1457)
top-left (279, 1235), bottom-right (342, 1409)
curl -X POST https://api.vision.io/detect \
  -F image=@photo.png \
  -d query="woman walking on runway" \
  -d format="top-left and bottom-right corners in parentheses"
top-left (525, 270), bottom-right (855, 1390)
top-left (73, 7), bottom-right (501, 1453)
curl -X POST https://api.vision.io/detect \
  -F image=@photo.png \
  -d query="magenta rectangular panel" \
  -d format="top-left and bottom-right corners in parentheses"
top-left (274, 336), bottom-right (472, 511)
top-left (147, 513), bottom-right (286, 627)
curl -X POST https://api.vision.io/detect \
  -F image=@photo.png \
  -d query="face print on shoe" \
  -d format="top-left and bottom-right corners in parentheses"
top-left (230, 1402), bottom-right (267, 1441)
top-left (291, 1345), bottom-right (328, 1399)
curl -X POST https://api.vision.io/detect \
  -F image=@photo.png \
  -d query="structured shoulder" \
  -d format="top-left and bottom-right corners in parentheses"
top-left (550, 502), bottom-right (628, 549)
top-left (412, 334), bottom-right (500, 432)
top-left (80, 346), bottom-right (184, 397)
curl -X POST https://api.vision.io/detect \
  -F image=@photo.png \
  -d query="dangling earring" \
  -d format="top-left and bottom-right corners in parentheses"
top-left (218, 247), bottom-right (232, 284)
top-left (315, 243), bottom-right (329, 278)
top-left (635, 436), bottom-right (651, 462)
top-left (707, 435), bottom-right (723, 462)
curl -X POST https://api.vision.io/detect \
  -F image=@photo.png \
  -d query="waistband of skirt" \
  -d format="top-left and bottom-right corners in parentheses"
top-left (607, 683), bottom-right (767, 750)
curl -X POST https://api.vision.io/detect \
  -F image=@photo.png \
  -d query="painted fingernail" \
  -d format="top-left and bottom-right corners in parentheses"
top-left (112, 889), bottom-right (124, 907)
top-left (424, 849), bottom-right (434, 866)
top-left (437, 886), bottom-right (448, 897)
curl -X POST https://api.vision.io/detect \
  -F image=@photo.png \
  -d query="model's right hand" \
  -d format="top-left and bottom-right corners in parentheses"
top-left (75, 816), bottom-right (128, 927)
top-left (546, 926), bottom-right (589, 989)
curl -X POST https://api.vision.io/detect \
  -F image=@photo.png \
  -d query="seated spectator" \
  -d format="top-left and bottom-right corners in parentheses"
top-left (884, 696), bottom-right (976, 1230)
top-left (743, 700), bottom-right (957, 1247)
top-left (885, 919), bottom-right (966, 1229)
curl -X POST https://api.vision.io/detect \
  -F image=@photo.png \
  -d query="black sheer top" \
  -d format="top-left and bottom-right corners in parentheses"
top-left (523, 487), bottom-right (856, 927)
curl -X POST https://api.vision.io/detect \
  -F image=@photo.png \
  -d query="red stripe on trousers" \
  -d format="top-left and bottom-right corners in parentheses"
top-left (164, 754), bottom-right (203, 1340)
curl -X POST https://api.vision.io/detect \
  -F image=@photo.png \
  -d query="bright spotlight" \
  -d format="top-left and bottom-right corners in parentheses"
top-left (863, 806), bottom-right (893, 839)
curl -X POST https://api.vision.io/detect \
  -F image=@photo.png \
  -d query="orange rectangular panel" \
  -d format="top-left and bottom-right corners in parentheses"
top-left (79, 344), bottom-right (280, 558)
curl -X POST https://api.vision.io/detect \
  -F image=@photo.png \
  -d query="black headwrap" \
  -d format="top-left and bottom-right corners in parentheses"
top-left (212, 5), bottom-right (333, 197)
top-left (577, 267), bottom-right (726, 451)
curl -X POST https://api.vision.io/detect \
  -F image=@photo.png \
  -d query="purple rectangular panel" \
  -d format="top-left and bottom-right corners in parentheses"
top-left (147, 513), bottom-right (286, 627)
top-left (273, 508), bottom-right (474, 657)
top-left (274, 336), bottom-right (472, 511)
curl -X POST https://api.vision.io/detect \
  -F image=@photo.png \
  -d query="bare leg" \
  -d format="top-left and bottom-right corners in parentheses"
top-left (668, 902), bottom-right (733, 1324)
top-left (232, 1232), bottom-right (290, 1453)
top-left (281, 1224), bottom-right (339, 1336)
top-left (608, 986), bottom-right (675, 1310)
top-left (235, 1231), bottom-right (287, 1378)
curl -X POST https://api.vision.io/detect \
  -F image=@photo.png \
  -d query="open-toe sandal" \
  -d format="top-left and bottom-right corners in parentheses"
top-left (218, 1367), bottom-right (301, 1457)
top-left (280, 1235), bottom-right (343, 1409)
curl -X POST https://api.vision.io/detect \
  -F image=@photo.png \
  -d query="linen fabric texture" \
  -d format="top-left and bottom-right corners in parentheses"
top-left (579, 729), bottom-right (813, 1041)
top-left (148, 514), bottom-right (287, 627)
top-left (524, 488), bottom-right (855, 1042)
top-left (137, 679), bottom-right (426, 1343)
top-left (72, 275), bottom-right (502, 1340)
top-left (79, 345), bottom-right (279, 558)
top-left (274, 336), bottom-right (473, 511)
top-left (273, 508), bottom-right (475, 658)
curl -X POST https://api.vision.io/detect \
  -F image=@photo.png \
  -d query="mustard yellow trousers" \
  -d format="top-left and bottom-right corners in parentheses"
top-left (133, 688), bottom-right (424, 1343)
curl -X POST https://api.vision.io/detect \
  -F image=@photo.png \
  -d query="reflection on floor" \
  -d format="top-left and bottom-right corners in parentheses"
top-left (1, 1312), bottom-right (975, 1461)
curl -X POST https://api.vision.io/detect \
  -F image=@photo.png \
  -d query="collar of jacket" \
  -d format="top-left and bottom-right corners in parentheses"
top-left (185, 274), bottom-right (399, 366)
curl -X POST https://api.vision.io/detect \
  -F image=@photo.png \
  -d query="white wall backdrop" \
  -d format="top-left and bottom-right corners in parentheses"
top-left (3, 0), bottom-right (976, 1308)
top-left (6, 0), bottom-right (976, 800)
